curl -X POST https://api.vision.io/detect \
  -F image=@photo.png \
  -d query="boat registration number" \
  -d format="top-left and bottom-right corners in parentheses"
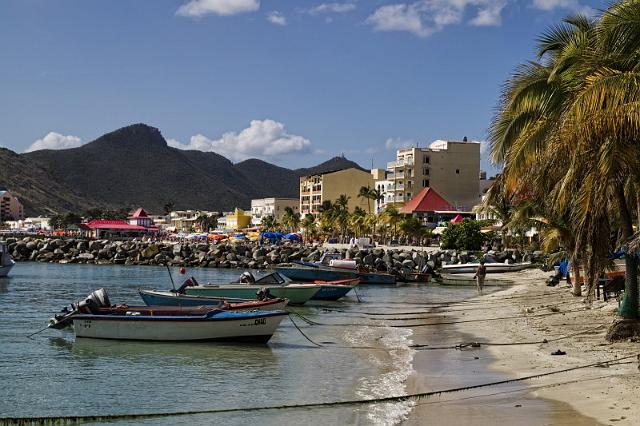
top-left (254, 318), bottom-right (267, 325)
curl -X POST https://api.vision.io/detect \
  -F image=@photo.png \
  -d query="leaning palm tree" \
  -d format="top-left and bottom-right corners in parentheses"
top-left (381, 205), bottom-right (402, 242)
top-left (489, 3), bottom-right (640, 325)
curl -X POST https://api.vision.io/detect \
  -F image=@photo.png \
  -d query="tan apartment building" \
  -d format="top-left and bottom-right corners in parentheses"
top-left (386, 139), bottom-right (480, 211)
top-left (0, 189), bottom-right (24, 221)
top-left (300, 168), bottom-right (374, 217)
top-left (251, 197), bottom-right (299, 224)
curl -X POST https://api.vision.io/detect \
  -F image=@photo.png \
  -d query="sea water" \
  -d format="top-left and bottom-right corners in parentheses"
top-left (0, 262), bottom-right (481, 425)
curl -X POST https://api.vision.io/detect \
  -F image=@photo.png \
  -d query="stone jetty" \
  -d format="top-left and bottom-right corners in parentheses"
top-left (1, 237), bottom-right (539, 271)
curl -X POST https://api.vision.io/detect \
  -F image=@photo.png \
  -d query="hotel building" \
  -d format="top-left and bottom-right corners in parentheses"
top-left (386, 140), bottom-right (481, 211)
top-left (300, 168), bottom-right (374, 217)
top-left (251, 197), bottom-right (299, 225)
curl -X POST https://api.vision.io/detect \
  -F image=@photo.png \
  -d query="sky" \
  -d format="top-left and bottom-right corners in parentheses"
top-left (0, 0), bottom-right (603, 175)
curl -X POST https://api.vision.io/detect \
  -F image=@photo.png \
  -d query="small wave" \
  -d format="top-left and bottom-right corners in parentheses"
top-left (345, 325), bottom-right (415, 426)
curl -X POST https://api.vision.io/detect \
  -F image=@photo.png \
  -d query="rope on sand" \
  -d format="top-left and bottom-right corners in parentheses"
top-left (3, 353), bottom-right (637, 425)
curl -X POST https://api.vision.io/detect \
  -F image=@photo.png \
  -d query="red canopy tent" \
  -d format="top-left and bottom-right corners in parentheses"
top-left (450, 214), bottom-right (465, 224)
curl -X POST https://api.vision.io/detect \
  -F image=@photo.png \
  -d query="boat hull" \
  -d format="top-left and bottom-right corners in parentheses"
top-left (71, 311), bottom-right (287, 342)
top-left (356, 272), bottom-right (396, 285)
top-left (440, 262), bottom-right (532, 274)
top-left (311, 284), bottom-right (355, 300)
top-left (138, 290), bottom-right (288, 310)
top-left (185, 285), bottom-right (319, 305)
top-left (275, 266), bottom-right (357, 282)
top-left (0, 263), bottom-right (13, 278)
top-left (437, 273), bottom-right (514, 287)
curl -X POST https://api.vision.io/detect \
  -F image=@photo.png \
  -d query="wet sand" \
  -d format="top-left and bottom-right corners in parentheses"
top-left (405, 269), bottom-right (639, 425)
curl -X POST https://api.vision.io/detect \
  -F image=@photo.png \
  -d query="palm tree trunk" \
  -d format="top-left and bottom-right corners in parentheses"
top-left (616, 184), bottom-right (639, 319)
top-left (571, 255), bottom-right (581, 297)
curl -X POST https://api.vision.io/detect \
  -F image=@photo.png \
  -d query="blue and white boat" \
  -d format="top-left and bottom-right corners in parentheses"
top-left (276, 253), bottom-right (396, 285)
top-left (138, 289), bottom-right (289, 310)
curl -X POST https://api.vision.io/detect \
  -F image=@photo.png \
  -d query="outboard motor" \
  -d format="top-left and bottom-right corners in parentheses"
top-left (239, 271), bottom-right (256, 284)
top-left (174, 277), bottom-right (199, 294)
top-left (256, 287), bottom-right (273, 301)
top-left (48, 288), bottom-right (112, 329)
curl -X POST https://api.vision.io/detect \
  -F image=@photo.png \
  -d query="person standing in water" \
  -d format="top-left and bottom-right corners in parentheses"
top-left (473, 260), bottom-right (487, 294)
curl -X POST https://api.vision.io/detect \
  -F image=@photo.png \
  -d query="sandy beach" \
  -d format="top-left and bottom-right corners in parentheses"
top-left (406, 269), bottom-right (640, 425)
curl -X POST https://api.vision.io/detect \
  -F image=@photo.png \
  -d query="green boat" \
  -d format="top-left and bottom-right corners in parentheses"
top-left (185, 283), bottom-right (320, 305)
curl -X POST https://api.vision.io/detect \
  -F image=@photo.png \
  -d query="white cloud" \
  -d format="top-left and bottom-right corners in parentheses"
top-left (168, 119), bottom-right (312, 162)
top-left (309, 3), bottom-right (357, 14)
top-left (470, 0), bottom-right (507, 26)
top-left (25, 132), bottom-right (82, 152)
top-left (367, 0), bottom-right (507, 37)
top-left (531, 0), bottom-right (595, 16)
top-left (266, 11), bottom-right (287, 26)
top-left (176, 0), bottom-right (260, 17)
top-left (385, 138), bottom-right (416, 150)
top-left (478, 139), bottom-right (489, 154)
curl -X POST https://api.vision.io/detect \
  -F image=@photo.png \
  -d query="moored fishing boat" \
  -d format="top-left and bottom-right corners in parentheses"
top-left (48, 289), bottom-right (287, 342)
top-left (183, 272), bottom-right (320, 305)
top-left (278, 253), bottom-right (396, 285)
top-left (0, 242), bottom-right (15, 278)
top-left (308, 279), bottom-right (359, 300)
top-left (440, 261), bottom-right (532, 274)
top-left (138, 289), bottom-right (289, 310)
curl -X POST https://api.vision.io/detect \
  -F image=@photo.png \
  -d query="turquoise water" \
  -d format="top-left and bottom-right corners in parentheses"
top-left (0, 262), bottom-right (480, 425)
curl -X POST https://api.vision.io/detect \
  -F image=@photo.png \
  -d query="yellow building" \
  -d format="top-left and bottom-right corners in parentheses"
top-left (300, 168), bottom-right (374, 217)
top-left (225, 208), bottom-right (252, 229)
top-left (386, 140), bottom-right (480, 211)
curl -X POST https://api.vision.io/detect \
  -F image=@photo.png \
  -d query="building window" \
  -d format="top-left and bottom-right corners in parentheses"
top-left (423, 168), bottom-right (429, 175)
top-left (456, 169), bottom-right (460, 174)
top-left (422, 179), bottom-right (429, 187)
top-left (423, 156), bottom-right (429, 164)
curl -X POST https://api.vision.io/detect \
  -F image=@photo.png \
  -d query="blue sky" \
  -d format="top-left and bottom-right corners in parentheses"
top-left (0, 0), bottom-right (602, 174)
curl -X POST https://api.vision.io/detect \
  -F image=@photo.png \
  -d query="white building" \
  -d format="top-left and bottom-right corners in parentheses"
top-left (251, 198), bottom-right (299, 225)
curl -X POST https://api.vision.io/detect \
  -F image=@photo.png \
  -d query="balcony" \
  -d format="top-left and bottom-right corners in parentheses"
top-left (387, 158), bottom-right (415, 169)
top-left (390, 172), bottom-right (405, 180)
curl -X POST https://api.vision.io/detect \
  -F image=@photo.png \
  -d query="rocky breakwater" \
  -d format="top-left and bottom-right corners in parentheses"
top-left (1, 237), bottom-right (541, 271)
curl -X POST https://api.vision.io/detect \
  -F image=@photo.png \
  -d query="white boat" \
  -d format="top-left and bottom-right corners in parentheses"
top-left (437, 273), bottom-right (514, 287)
top-left (440, 261), bottom-right (532, 274)
top-left (0, 242), bottom-right (14, 277)
top-left (70, 309), bottom-right (287, 342)
top-left (48, 289), bottom-right (288, 343)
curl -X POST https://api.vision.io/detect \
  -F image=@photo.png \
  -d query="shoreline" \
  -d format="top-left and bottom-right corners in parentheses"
top-left (405, 269), bottom-right (639, 425)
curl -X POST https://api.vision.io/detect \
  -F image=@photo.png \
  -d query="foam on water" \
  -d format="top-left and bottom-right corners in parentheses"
top-left (344, 325), bottom-right (416, 426)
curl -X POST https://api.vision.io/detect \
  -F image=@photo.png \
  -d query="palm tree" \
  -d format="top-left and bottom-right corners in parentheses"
top-left (260, 215), bottom-right (279, 232)
top-left (301, 214), bottom-right (316, 242)
top-left (489, 4), bottom-right (640, 323)
top-left (163, 202), bottom-right (175, 216)
top-left (282, 206), bottom-right (301, 233)
top-left (381, 205), bottom-right (402, 242)
top-left (334, 195), bottom-right (351, 242)
top-left (195, 214), bottom-right (218, 233)
top-left (358, 186), bottom-right (373, 214)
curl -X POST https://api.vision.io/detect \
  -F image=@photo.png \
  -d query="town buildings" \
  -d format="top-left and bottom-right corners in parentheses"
top-left (0, 189), bottom-right (24, 221)
top-left (80, 207), bottom-right (158, 238)
top-left (225, 208), bottom-right (251, 229)
top-left (251, 198), bottom-right (299, 225)
top-left (385, 140), bottom-right (481, 211)
top-left (300, 167), bottom-right (374, 217)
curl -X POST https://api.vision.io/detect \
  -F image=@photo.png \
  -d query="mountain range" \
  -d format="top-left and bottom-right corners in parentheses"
top-left (1, 123), bottom-right (364, 216)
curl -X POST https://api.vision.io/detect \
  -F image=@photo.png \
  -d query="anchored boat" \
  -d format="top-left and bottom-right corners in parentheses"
top-left (182, 273), bottom-right (321, 305)
top-left (48, 289), bottom-right (287, 343)
top-left (138, 289), bottom-right (289, 310)
top-left (0, 242), bottom-right (14, 277)
top-left (440, 261), bottom-right (532, 274)
top-left (277, 253), bottom-right (396, 285)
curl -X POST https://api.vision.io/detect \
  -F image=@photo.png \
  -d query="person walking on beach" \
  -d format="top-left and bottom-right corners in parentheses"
top-left (473, 260), bottom-right (487, 294)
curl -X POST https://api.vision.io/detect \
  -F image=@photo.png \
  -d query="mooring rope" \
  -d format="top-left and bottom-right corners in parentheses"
top-left (288, 307), bottom-right (589, 329)
top-left (3, 353), bottom-right (637, 425)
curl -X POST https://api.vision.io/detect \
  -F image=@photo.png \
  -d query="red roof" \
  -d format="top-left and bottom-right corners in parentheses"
top-left (129, 207), bottom-right (149, 219)
top-left (80, 220), bottom-right (149, 230)
top-left (400, 187), bottom-right (453, 214)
